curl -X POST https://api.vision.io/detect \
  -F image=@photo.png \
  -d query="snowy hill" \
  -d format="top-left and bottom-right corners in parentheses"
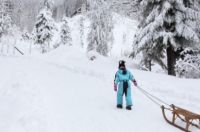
top-left (0, 46), bottom-right (200, 132)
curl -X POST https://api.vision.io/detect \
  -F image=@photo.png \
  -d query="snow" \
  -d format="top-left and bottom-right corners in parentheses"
top-left (0, 45), bottom-right (200, 132)
top-left (111, 13), bottom-right (138, 57)
top-left (0, 6), bottom-right (200, 132)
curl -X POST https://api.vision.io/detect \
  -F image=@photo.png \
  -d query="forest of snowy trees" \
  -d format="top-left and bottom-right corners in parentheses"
top-left (0, 0), bottom-right (200, 78)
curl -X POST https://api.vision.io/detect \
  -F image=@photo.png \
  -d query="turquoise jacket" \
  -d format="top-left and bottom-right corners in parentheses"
top-left (114, 70), bottom-right (134, 86)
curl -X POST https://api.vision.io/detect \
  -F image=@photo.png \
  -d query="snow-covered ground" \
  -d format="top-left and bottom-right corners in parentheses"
top-left (0, 46), bottom-right (200, 132)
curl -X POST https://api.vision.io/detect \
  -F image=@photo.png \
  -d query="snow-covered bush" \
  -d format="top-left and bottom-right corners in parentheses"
top-left (176, 48), bottom-right (200, 78)
top-left (21, 29), bottom-right (34, 41)
top-left (60, 17), bottom-right (72, 46)
top-left (87, 50), bottom-right (102, 61)
top-left (176, 55), bottom-right (200, 78)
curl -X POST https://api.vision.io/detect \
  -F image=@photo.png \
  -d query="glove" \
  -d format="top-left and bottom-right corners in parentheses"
top-left (133, 80), bottom-right (137, 87)
top-left (114, 84), bottom-right (117, 91)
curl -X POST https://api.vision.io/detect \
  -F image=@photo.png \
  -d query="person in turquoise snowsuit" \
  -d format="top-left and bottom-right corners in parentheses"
top-left (114, 60), bottom-right (137, 110)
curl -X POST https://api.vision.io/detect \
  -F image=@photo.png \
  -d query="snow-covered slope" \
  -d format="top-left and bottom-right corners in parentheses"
top-left (0, 46), bottom-right (200, 132)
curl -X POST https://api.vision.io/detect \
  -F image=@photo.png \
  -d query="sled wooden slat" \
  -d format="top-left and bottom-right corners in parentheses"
top-left (161, 104), bottom-right (200, 132)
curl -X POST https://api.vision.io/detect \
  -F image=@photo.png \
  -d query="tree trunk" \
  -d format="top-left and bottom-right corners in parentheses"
top-left (148, 60), bottom-right (152, 71)
top-left (145, 59), bottom-right (151, 71)
top-left (167, 44), bottom-right (176, 76)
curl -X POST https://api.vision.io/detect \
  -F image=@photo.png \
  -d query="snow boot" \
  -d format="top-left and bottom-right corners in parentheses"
top-left (126, 106), bottom-right (132, 110)
top-left (117, 104), bottom-right (123, 109)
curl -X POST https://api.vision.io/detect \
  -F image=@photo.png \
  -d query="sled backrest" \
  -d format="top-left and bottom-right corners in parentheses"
top-left (172, 105), bottom-right (200, 120)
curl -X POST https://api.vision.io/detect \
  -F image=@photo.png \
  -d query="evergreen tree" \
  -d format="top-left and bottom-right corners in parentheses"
top-left (132, 0), bottom-right (200, 75)
top-left (34, 1), bottom-right (56, 53)
top-left (87, 0), bottom-right (114, 56)
top-left (60, 17), bottom-right (72, 46)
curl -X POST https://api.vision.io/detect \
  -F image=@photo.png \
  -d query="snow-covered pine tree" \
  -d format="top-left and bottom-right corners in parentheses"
top-left (132, 0), bottom-right (200, 75)
top-left (60, 17), bottom-right (72, 46)
top-left (87, 0), bottom-right (114, 56)
top-left (34, 0), bottom-right (56, 53)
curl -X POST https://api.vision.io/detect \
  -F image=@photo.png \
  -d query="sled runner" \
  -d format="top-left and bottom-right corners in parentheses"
top-left (161, 104), bottom-right (200, 132)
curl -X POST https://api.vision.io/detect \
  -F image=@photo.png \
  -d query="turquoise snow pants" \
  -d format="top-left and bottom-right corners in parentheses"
top-left (117, 82), bottom-right (132, 106)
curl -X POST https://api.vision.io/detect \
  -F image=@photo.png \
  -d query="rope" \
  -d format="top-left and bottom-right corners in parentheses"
top-left (136, 86), bottom-right (171, 108)
top-left (137, 86), bottom-right (162, 107)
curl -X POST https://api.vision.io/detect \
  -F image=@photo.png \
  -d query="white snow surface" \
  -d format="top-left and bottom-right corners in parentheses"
top-left (0, 46), bottom-right (200, 132)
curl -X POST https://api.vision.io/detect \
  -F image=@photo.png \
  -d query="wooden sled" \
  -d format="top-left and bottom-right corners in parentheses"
top-left (161, 104), bottom-right (200, 132)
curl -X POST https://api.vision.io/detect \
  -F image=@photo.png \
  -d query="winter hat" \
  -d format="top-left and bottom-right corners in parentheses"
top-left (118, 60), bottom-right (126, 69)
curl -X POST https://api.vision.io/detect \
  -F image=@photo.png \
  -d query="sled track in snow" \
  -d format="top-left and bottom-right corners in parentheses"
top-left (43, 61), bottom-right (108, 82)
top-left (21, 56), bottom-right (109, 82)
